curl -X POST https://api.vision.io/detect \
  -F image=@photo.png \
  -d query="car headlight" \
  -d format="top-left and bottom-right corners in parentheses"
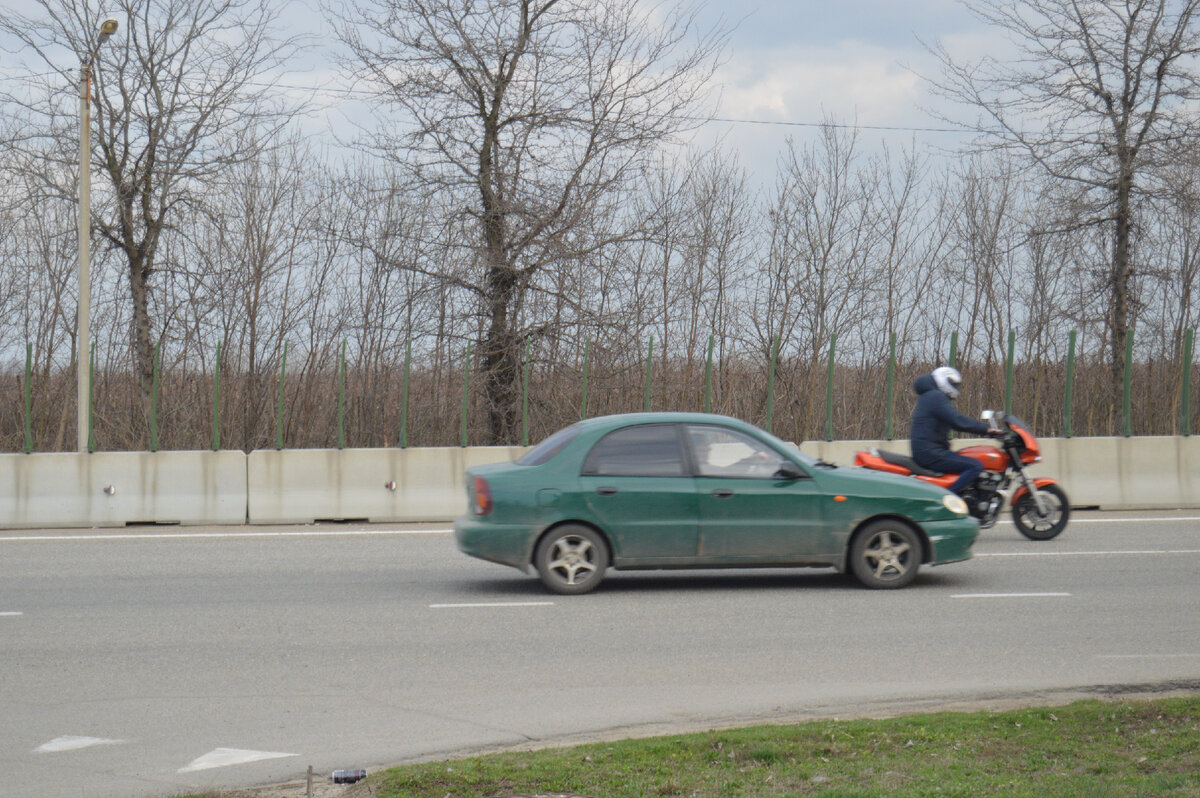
top-left (942, 494), bottom-right (969, 515)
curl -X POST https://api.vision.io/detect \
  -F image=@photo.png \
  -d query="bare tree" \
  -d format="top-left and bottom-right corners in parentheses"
top-left (331, 0), bottom-right (726, 443)
top-left (929, 0), bottom-right (1200, 398)
top-left (0, 0), bottom-right (301, 428)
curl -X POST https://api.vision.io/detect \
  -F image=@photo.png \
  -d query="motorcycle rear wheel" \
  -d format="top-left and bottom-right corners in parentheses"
top-left (1012, 484), bottom-right (1069, 540)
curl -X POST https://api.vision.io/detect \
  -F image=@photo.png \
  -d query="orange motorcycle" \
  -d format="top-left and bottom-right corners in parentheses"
top-left (854, 410), bottom-right (1069, 539)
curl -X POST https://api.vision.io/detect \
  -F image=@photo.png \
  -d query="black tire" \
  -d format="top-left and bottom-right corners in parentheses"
top-left (534, 524), bottom-right (609, 595)
top-left (1012, 483), bottom-right (1069, 540)
top-left (849, 520), bottom-right (922, 589)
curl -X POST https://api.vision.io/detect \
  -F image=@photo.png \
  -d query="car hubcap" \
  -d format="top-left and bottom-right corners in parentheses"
top-left (548, 536), bottom-right (596, 585)
top-left (865, 531), bottom-right (910, 580)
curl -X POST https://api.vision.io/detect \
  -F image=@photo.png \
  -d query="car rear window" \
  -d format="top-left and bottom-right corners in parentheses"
top-left (515, 425), bottom-right (581, 466)
top-left (581, 424), bottom-right (685, 477)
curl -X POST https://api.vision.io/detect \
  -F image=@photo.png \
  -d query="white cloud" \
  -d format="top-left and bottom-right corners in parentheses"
top-left (715, 41), bottom-right (934, 127)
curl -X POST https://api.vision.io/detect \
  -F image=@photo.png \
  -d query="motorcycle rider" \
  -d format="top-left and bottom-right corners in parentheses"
top-left (910, 366), bottom-right (997, 495)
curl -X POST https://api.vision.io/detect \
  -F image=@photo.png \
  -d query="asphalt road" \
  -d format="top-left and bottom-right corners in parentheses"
top-left (1, 511), bottom-right (1199, 798)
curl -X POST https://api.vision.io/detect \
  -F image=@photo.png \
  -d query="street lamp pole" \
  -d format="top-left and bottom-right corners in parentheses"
top-left (77, 18), bottom-right (117, 453)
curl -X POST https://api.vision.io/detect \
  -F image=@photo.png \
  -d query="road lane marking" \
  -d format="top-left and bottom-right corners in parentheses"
top-left (430, 601), bottom-right (555, 608)
top-left (36, 736), bottom-right (125, 753)
top-left (952, 592), bottom-right (1071, 598)
top-left (179, 748), bottom-right (298, 772)
top-left (0, 528), bottom-right (453, 542)
top-left (1098, 654), bottom-right (1200, 659)
top-left (0, 611), bottom-right (22, 616)
top-left (1058, 516), bottom-right (1200, 524)
top-left (978, 549), bottom-right (1200, 557)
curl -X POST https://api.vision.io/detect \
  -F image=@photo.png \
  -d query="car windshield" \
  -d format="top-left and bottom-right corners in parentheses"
top-left (515, 424), bottom-right (581, 466)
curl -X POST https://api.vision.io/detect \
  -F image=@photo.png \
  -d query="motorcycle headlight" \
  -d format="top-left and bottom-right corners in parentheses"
top-left (942, 494), bottom-right (969, 515)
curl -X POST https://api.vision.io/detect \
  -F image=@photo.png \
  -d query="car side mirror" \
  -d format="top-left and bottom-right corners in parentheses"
top-left (775, 461), bottom-right (804, 480)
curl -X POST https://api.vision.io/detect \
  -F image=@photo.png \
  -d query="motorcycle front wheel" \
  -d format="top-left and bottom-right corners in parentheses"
top-left (1012, 484), bottom-right (1070, 540)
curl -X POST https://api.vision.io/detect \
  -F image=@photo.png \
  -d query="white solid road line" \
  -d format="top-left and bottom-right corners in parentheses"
top-left (952, 592), bottom-right (1071, 598)
top-left (977, 549), bottom-right (1200, 557)
top-left (430, 601), bottom-right (555, 608)
top-left (0, 528), bottom-right (454, 542)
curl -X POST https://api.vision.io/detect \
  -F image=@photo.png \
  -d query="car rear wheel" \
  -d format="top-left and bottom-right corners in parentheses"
top-left (849, 520), bottom-right (922, 589)
top-left (534, 524), bottom-right (609, 595)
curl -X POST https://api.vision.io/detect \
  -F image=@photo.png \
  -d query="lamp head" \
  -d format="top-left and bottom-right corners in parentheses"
top-left (99, 18), bottom-right (118, 40)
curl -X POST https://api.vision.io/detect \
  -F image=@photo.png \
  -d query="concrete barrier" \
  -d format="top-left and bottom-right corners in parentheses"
top-left (2, 437), bottom-right (1198, 529)
top-left (0, 450), bottom-right (247, 529)
top-left (246, 446), bottom-right (526, 524)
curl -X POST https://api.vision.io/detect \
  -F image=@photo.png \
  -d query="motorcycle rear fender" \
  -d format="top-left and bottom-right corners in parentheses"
top-left (1010, 477), bottom-right (1057, 505)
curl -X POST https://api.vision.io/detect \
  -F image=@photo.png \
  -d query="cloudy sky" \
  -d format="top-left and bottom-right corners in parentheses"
top-left (0, 0), bottom-right (996, 181)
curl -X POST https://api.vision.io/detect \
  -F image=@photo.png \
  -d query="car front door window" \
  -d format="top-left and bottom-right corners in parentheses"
top-left (686, 426), bottom-right (784, 478)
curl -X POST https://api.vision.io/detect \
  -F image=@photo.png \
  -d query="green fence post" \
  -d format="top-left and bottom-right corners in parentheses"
top-left (1122, 328), bottom-right (1134, 437)
top-left (825, 333), bottom-right (837, 441)
top-left (643, 336), bottom-right (653, 412)
top-left (765, 335), bottom-right (778, 433)
top-left (337, 339), bottom-right (346, 450)
top-left (23, 343), bottom-right (32, 454)
top-left (1064, 330), bottom-right (1076, 438)
top-left (211, 341), bottom-right (221, 451)
top-left (522, 338), bottom-right (531, 446)
top-left (580, 339), bottom-right (590, 420)
top-left (1004, 329), bottom-right (1015, 416)
top-left (1181, 328), bottom-right (1194, 436)
top-left (400, 337), bottom-right (411, 448)
top-left (87, 341), bottom-right (96, 453)
top-left (150, 341), bottom-right (160, 452)
top-left (704, 334), bottom-right (714, 413)
top-left (275, 341), bottom-right (287, 450)
top-left (948, 331), bottom-right (958, 369)
top-left (461, 341), bottom-right (471, 447)
top-left (884, 332), bottom-right (896, 440)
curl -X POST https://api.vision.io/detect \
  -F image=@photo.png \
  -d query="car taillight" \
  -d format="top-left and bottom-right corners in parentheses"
top-left (472, 476), bottom-right (493, 516)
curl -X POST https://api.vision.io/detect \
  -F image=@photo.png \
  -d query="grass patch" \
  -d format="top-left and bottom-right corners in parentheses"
top-left (180, 696), bottom-right (1200, 797)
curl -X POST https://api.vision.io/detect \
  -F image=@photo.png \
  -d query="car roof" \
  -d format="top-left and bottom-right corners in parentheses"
top-left (574, 412), bottom-right (757, 431)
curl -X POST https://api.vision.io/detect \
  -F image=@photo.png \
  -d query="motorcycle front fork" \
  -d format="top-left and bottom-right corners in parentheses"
top-left (1012, 464), bottom-right (1050, 515)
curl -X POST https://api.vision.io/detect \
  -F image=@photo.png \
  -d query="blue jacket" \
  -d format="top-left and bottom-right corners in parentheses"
top-left (910, 373), bottom-right (990, 460)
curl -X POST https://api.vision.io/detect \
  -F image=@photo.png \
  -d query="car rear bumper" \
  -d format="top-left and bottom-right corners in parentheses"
top-left (454, 515), bottom-right (536, 572)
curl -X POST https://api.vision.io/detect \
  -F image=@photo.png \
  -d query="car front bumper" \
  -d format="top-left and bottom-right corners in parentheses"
top-left (922, 516), bottom-right (980, 564)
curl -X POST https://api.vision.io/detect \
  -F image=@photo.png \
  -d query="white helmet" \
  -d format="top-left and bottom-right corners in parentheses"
top-left (932, 366), bottom-right (962, 399)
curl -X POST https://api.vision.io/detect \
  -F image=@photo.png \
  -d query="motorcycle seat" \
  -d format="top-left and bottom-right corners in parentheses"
top-left (872, 448), bottom-right (944, 477)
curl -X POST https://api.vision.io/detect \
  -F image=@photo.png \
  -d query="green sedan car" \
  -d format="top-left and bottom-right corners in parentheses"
top-left (455, 412), bottom-right (978, 594)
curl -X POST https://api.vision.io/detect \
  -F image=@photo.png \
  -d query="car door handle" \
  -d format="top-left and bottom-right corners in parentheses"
top-left (710, 488), bottom-right (734, 499)
top-left (596, 486), bottom-right (618, 496)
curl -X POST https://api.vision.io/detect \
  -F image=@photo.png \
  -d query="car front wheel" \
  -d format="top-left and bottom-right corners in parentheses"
top-left (849, 520), bottom-right (922, 589)
top-left (534, 524), bottom-right (609, 595)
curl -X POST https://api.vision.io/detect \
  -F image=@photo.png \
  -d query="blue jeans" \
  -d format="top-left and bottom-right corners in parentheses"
top-left (914, 450), bottom-right (983, 495)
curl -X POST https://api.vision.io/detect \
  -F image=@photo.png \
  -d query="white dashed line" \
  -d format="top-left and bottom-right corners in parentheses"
top-left (952, 592), bottom-right (1071, 599)
top-left (0, 611), bottom-right (23, 616)
top-left (179, 748), bottom-right (298, 772)
top-left (1097, 653), bottom-right (1200, 659)
top-left (36, 736), bottom-right (125, 753)
top-left (430, 601), bottom-right (555, 609)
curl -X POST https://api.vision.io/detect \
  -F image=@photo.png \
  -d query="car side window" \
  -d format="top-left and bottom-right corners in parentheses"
top-left (686, 425), bottom-right (788, 479)
top-left (581, 424), bottom-right (685, 477)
